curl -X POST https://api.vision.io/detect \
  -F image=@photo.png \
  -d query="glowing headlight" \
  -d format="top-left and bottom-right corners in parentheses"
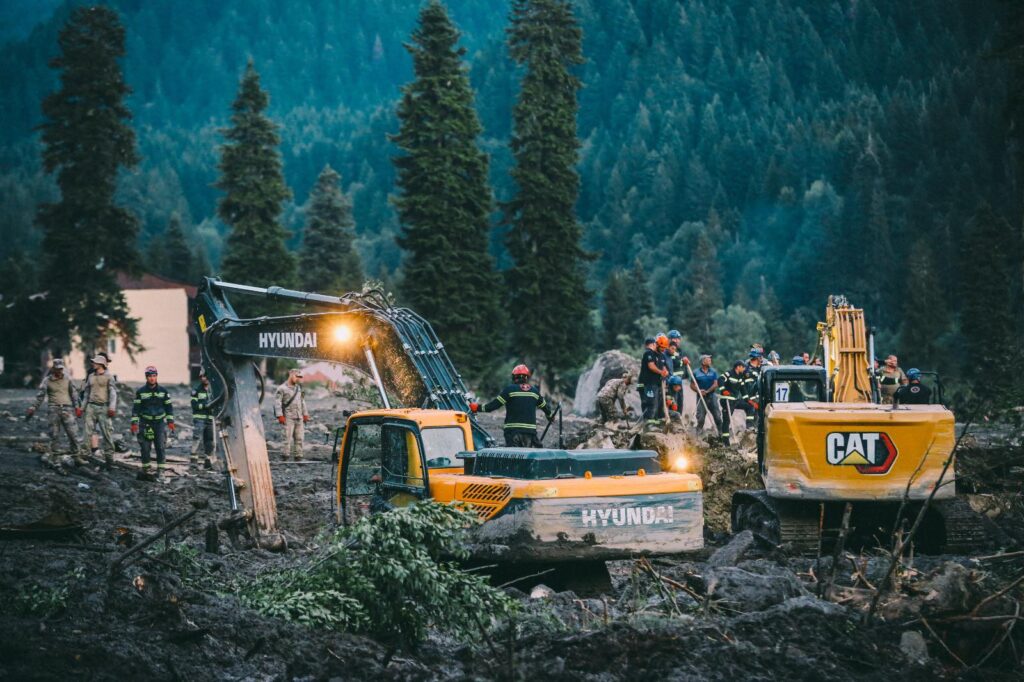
top-left (673, 454), bottom-right (689, 472)
top-left (332, 324), bottom-right (352, 343)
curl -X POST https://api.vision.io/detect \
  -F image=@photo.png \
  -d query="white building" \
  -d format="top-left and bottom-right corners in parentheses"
top-left (69, 273), bottom-right (196, 385)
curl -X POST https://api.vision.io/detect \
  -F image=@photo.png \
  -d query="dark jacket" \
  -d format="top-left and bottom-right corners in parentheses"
top-left (132, 384), bottom-right (174, 423)
top-left (895, 381), bottom-right (931, 405)
top-left (191, 383), bottom-right (213, 420)
top-left (483, 383), bottom-right (554, 432)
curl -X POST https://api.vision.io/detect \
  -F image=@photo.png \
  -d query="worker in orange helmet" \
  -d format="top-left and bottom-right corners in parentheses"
top-left (470, 364), bottom-right (554, 447)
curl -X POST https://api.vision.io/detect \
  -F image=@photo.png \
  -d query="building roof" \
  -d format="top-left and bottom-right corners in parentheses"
top-left (116, 272), bottom-right (197, 298)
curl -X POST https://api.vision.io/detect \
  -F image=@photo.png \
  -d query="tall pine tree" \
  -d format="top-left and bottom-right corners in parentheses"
top-left (680, 232), bottom-right (724, 350)
top-left (960, 203), bottom-right (1019, 401)
top-left (36, 6), bottom-right (141, 355)
top-left (602, 269), bottom-right (631, 349)
top-left (216, 60), bottom-right (294, 316)
top-left (505, 0), bottom-right (591, 384)
top-left (163, 215), bottom-right (193, 280)
top-left (391, 1), bottom-right (502, 378)
top-left (300, 165), bottom-right (363, 295)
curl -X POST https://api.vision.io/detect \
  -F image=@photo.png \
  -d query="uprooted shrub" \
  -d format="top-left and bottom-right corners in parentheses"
top-left (239, 501), bottom-right (517, 649)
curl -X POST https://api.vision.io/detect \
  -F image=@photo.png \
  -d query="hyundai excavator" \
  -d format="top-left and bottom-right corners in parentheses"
top-left (731, 295), bottom-right (986, 553)
top-left (195, 278), bottom-right (703, 558)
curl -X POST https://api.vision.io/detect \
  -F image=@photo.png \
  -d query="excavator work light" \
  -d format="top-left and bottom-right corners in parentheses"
top-left (672, 454), bottom-right (690, 472)
top-left (332, 324), bottom-right (352, 343)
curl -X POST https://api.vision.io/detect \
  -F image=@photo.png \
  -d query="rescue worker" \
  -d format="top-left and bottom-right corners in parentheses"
top-left (666, 375), bottom-right (684, 415)
top-left (190, 369), bottom-right (215, 470)
top-left (81, 355), bottom-right (117, 468)
top-left (597, 372), bottom-right (633, 424)
top-left (666, 330), bottom-right (689, 411)
top-left (894, 368), bottom-right (931, 405)
top-left (690, 354), bottom-right (723, 437)
top-left (26, 359), bottom-right (82, 470)
top-left (274, 368), bottom-right (310, 461)
top-left (131, 366), bottom-right (175, 481)
top-left (792, 355), bottom-right (805, 365)
top-left (878, 354), bottom-right (908, 404)
top-left (638, 337), bottom-right (669, 422)
top-left (718, 360), bottom-right (747, 445)
top-left (471, 364), bottom-right (554, 447)
top-left (744, 349), bottom-right (764, 397)
top-left (766, 350), bottom-right (781, 367)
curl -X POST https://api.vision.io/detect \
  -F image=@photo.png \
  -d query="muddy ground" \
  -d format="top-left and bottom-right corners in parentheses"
top-left (0, 386), bottom-right (1022, 680)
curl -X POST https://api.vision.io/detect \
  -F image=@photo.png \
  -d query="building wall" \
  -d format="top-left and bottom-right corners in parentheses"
top-left (70, 288), bottom-right (191, 385)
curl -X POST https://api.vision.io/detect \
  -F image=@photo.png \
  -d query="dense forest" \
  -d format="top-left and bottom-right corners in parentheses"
top-left (0, 0), bottom-right (1021, 398)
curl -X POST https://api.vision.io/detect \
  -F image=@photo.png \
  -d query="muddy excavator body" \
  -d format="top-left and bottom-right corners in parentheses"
top-left (335, 408), bottom-right (704, 561)
top-left (731, 297), bottom-right (985, 553)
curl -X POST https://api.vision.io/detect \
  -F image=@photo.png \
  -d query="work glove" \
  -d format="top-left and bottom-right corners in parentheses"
top-left (277, 415), bottom-right (286, 425)
top-left (130, 423), bottom-right (139, 434)
top-left (167, 421), bottom-right (176, 432)
top-left (721, 390), bottom-right (730, 397)
top-left (107, 409), bottom-right (115, 418)
top-left (682, 356), bottom-right (690, 366)
top-left (302, 415), bottom-right (310, 423)
top-left (75, 408), bottom-right (83, 418)
top-left (660, 368), bottom-right (669, 378)
top-left (468, 402), bottom-right (480, 413)
top-left (749, 400), bottom-right (759, 411)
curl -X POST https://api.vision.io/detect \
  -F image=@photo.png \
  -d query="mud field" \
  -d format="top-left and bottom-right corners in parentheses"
top-left (0, 386), bottom-right (1021, 680)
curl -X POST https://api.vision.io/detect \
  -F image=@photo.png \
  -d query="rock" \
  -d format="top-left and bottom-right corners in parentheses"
top-left (706, 559), bottom-right (810, 612)
top-left (922, 562), bottom-right (977, 613)
top-left (572, 350), bottom-right (639, 417)
top-left (530, 584), bottom-right (555, 599)
top-left (900, 630), bottom-right (930, 665)
top-left (707, 530), bottom-right (755, 567)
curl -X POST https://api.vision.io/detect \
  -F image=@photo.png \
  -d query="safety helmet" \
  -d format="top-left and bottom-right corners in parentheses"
top-left (655, 334), bottom-right (670, 350)
top-left (667, 375), bottom-right (683, 387)
top-left (733, 360), bottom-right (746, 370)
top-left (145, 366), bottom-right (158, 376)
top-left (748, 348), bottom-right (763, 358)
top-left (792, 356), bottom-right (805, 365)
top-left (907, 368), bottom-right (921, 380)
top-left (767, 351), bottom-right (780, 363)
top-left (51, 358), bottom-right (65, 369)
top-left (667, 329), bottom-right (682, 340)
top-left (643, 336), bottom-right (656, 346)
top-left (511, 364), bottom-right (530, 379)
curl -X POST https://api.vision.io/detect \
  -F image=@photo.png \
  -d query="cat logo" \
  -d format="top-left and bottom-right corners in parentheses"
top-left (826, 432), bottom-right (898, 475)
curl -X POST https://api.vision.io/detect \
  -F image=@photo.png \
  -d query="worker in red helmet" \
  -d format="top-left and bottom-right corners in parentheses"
top-left (470, 364), bottom-right (555, 447)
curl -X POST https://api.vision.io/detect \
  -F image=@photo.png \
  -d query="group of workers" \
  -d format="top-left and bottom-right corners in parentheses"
top-left (27, 356), bottom-right (216, 479)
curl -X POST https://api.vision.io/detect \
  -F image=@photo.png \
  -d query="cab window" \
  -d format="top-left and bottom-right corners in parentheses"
top-left (420, 426), bottom-right (468, 469)
top-left (344, 422), bottom-right (381, 495)
top-left (381, 423), bottom-right (425, 489)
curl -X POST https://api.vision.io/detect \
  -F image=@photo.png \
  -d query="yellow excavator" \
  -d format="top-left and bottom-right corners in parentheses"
top-left (195, 278), bottom-right (704, 559)
top-left (731, 295), bottom-right (985, 553)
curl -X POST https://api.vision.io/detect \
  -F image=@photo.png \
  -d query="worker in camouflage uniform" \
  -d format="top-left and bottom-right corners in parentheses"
top-left (131, 366), bottom-right (175, 481)
top-left (26, 359), bottom-right (83, 470)
top-left (190, 369), bottom-right (215, 470)
top-left (597, 372), bottom-right (633, 424)
top-left (81, 355), bottom-right (117, 468)
top-left (274, 369), bottom-right (309, 461)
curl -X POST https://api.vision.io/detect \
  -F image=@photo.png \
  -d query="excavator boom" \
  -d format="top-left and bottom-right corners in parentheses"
top-left (193, 278), bottom-right (493, 547)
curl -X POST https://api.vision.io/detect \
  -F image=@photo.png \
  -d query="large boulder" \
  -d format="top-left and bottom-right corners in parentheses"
top-left (573, 350), bottom-right (639, 417)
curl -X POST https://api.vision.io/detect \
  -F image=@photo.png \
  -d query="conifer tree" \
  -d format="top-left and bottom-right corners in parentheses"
top-left (680, 232), bottom-right (723, 350)
top-left (216, 60), bottom-right (294, 316)
top-left (898, 238), bottom-right (949, 367)
top-left (960, 203), bottom-right (1018, 400)
top-left (391, 1), bottom-right (502, 378)
top-left (505, 0), bottom-right (591, 383)
top-left (36, 6), bottom-right (141, 353)
top-left (602, 269), bottom-right (631, 349)
top-left (299, 165), bottom-right (363, 295)
top-left (163, 215), bottom-right (193, 280)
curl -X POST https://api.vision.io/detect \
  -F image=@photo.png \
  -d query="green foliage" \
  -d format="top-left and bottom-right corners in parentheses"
top-left (678, 232), bottom-right (723, 351)
top-left (505, 0), bottom-right (592, 385)
top-left (12, 566), bottom-right (85, 618)
top-left (391, 1), bottom-right (503, 380)
top-left (602, 269), bottom-right (631, 349)
top-left (709, 305), bottom-right (767, 365)
top-left (216, 60), bottom-right (295, 315)
top-left (299, 165), bottom-right (363, 295)
top-left (34, 5), bottom-right (141, 354)
top-left (239, 502), bottom-right (517, 650)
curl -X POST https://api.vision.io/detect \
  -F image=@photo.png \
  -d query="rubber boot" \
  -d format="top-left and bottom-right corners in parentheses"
top-left (137, 464), bottom-right (155, 482)
top-left (203, 458), bottom-right (213, 470)
top-left (189, 458), bottom-right (198, 471)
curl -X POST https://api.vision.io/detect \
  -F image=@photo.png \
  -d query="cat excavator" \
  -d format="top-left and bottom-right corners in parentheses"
top-left (194, 278), bottom-right (703, 559)
top-left (731, 295), bottom-right (986, 553)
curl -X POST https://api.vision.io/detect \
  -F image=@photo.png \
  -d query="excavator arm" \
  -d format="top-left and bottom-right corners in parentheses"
top-left (193, 278), bottom-right (493, 548)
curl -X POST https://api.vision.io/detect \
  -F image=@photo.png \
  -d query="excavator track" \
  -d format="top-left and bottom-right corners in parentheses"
top-left (731, 490), bottom-right (821, 555)
top-left (933, 497), bottom-right (989, 553)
